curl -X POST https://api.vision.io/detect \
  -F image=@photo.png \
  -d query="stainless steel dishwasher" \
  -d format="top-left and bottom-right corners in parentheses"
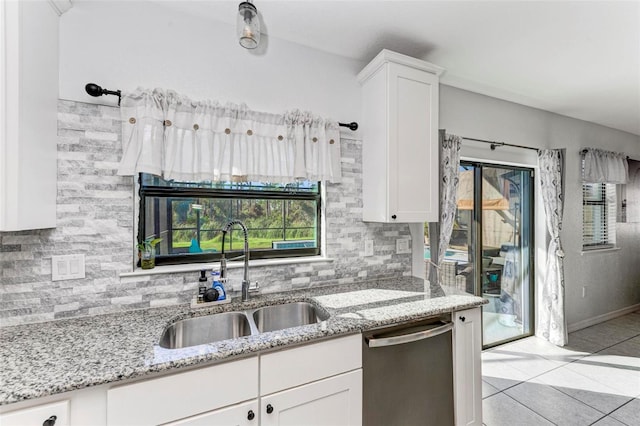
top-left (362, 314), bottom-right (454, 426)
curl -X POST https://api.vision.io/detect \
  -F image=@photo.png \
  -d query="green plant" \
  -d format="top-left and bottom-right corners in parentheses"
top-left (138, 237), bottom-right (162, 270)
top-left (137, 237), bottom-right (162, 252)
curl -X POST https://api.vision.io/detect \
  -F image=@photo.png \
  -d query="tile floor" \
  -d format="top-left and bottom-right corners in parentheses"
top-left (482, 310), bottom-right (640, 425)
top-left (483, 310), bottom-right (528, 346)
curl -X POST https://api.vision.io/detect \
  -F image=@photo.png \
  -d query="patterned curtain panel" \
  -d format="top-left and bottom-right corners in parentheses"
top-left (582, 147), bottom-right (628, 184)
top-left (537, 149), bottom-right (567, 346)
top-left (117, 88), bottom-right (342, 183)
top-left (428, 131), bottom-right (462, 286)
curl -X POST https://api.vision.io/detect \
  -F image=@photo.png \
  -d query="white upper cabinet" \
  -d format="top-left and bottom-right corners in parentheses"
top-left (357, 49), bottom-right (443, 223)
top-left (1, 0), bottom-right (60, 231)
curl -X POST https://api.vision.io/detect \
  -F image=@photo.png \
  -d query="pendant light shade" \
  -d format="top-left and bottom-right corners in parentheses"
top-left (237, 1), bottom-right (260, 49)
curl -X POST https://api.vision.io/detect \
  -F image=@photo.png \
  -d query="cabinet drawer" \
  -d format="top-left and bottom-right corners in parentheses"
top-left (0, 400), bottom-right (69, 426)
top-left (260, 334), bottom-right (361, 395)
top-left (107, 357), bottom-right (258, 426)
top-left (162, 400), bottom-right (258, 426)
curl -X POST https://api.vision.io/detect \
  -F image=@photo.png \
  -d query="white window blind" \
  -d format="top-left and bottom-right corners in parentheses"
top-left (582, 183), bottom-right (616, 249)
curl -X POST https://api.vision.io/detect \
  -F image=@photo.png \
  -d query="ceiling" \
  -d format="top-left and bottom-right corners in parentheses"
top-left (159, 1), bottom-right (640, 136)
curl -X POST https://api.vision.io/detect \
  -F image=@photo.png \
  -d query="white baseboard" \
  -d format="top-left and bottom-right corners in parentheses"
top-left (568, 303), bottom-right (640, 333)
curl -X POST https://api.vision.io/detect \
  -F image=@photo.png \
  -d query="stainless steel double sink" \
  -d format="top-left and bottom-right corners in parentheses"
top-left (159, 302), bottom-right (329, 349)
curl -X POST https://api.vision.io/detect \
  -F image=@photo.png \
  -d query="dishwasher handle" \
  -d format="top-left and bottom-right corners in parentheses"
top-left (366, 321), bottom-right (453, 348)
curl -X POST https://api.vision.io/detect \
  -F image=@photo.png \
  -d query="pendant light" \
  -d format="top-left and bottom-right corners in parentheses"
top-left (237, 1), bottom-right (260, 49)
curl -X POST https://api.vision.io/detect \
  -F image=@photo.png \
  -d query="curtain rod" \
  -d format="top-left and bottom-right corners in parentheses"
top-left (462, 136), bottom-right (539, 152)
top-left (84, 83), bottom-right (358, 131)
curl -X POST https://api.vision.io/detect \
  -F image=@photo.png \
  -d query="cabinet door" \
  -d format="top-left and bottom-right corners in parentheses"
top-left (453, 308), bottom-right (482, 426)
top-left (261, 369), bottom-right (362, 426)
top-left (387, 62), bottom-right (439, 222)
top-left (0, 400), bottom-right (69, 426)
top-left (0, 0), bottom-right (58, 231)
top-left (163, 400), bottom-right (258, 426)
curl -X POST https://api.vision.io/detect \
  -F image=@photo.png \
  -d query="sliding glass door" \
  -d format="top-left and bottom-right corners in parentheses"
top-left (482, 164), bottom-right (533, 346)
top-left (451, 162), bottom-right (534, 348)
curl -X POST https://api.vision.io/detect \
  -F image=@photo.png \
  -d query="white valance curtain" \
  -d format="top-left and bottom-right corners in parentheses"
top-left (582, 148), bottom-right (628, 184)
top-left (117, 88), bottom-right (342, 183)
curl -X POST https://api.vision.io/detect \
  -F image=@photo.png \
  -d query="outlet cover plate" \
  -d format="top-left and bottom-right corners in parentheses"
top-left (396, 238), bottom-right (411, 254)
top-left (52, 254), bottom-right (85, 281)
top-left (364, 240), bottom-right (374, 257)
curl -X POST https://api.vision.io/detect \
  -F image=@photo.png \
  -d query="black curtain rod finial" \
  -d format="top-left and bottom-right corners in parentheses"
top-left (85, 83), bottom-right (103, 97)
top-left (85, 83), bottom-right (122, 106)
top-left (339, 122), bottom-right (358, 131)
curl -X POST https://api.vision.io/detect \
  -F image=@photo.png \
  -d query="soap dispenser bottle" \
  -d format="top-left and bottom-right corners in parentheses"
top-left (197, 270), bottom-right (208, 303)
top-left (211, 270), bottom-right (226, 301)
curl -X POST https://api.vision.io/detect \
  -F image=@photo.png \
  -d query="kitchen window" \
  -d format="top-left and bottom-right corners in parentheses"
top-left (582, 182), bottom-right (616, 250)
top-left (138, 173), bottom-right (321, 266)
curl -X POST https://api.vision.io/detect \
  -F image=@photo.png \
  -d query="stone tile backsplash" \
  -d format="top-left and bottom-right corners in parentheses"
top-left (0, 100), bottom-right (412, 326)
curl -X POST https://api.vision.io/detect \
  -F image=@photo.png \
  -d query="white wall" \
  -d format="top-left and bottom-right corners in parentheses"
top-left (440, 85), bottom-right (640, 327)
top-left (59, 1), bottom-right (640, 327)
top-left (59, 0), bottom-right (363, 125)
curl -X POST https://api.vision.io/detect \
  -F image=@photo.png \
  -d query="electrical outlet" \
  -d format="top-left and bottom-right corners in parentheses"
top-left (52, 254), bottom-right (85, 281)
top-left (396, 238), bottom-right (411, 254)
top-left (582, 286), bottom-right (587, 298)
top-left (364, 240), bottom-right (374, 257)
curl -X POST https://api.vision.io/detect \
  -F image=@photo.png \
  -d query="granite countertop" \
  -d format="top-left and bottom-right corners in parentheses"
top-left (0, 276), bottom-right (485, 406)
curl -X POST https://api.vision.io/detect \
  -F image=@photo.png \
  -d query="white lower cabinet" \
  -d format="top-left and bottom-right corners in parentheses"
top-left (103, 334), bottom-right (362, 426)
top-left (0, 400), bottom-right (69, 426)
top-left (259, 334), bottom-right (363, 426)
top-left (453, 307), bottom-right (482, 426)
top-left (156, 334), bottom-right (363, 426)
top-left (163, 400), bottom-right (259, 426)
top-left (106, 357), bottom-right (259, 426)
top-left (259, 334), bottom-right (362, 396)
top-left (261, 370), bottom-right (362, 426)
top-left (0, 386), bottom-right (106, 426)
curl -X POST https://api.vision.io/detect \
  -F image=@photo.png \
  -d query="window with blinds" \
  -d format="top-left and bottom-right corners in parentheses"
top-left (582, 183), bottom-right (617, 250)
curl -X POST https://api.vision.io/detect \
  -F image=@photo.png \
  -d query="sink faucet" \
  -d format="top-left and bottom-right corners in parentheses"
top-left (220, 220), bottom-right (256, 302)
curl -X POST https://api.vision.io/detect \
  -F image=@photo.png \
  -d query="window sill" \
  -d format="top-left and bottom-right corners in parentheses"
top-left (120, 256), bottom-right (334, 278)
top-left (580, 247), bottom-right (621, 255)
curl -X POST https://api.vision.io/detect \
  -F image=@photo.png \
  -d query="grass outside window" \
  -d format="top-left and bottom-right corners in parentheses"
top-left (139, 174), bottom-right (321, 267)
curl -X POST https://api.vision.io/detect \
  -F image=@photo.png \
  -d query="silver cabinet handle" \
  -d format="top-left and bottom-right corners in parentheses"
top-left (366, 321), bottom-right (453, 348)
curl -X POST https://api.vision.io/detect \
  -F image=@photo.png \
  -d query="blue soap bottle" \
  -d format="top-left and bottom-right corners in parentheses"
top-left (211, 270), bottom-right (226, 301)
